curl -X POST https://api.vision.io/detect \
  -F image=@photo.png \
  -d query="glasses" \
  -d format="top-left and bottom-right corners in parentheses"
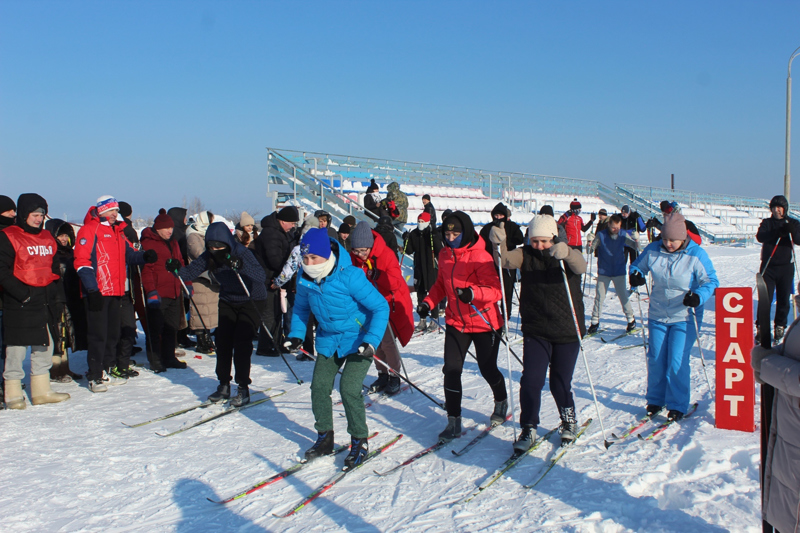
top-left (351, 248), bottom-right (370, 257)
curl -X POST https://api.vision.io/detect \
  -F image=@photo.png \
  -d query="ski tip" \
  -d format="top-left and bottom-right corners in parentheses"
top-left (603, 440), bottom-right (613, 450)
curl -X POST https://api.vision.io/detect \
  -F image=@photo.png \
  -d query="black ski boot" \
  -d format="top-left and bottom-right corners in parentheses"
top-left (343, 437), bottom-right (369, 470)
top-left (513, 424), bottom-right (536, 455)
top-left (646, 404), bottom-right (662, 417)
top-left (438, 416), bottom-right (462, 443)
top-left (304, 430), bottom-right (334, 462)
top-left (626, 319), bottom-right (637, 333)
top-left (587, 323), bottom-right (599, 335)
top-left (384, 376), bottom-right (402, 395)
top-left (208, 383), bottom-right (231, 403)
top-left (559, 406), bottom-right (578, 447)
top-left (490, 399), bottom-right (508, 426)
top-left (230, 386), bottom-right (250, 407)
top-left (667, 409), bottom-right (684, 422)
top-left (368, 374), bottom-right (389, 394)
top-left (775, 325), bottom-right (785, 343)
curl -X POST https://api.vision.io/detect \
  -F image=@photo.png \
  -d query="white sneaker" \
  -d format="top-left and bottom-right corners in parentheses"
top-left (89, 379), bottom-right (108, 393)
top-left (102, 370), bottom-right (127, 386)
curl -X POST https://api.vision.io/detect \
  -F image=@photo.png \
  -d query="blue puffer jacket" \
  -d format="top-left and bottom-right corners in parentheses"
top-left (290, 239), bottom-right (389, 359)
top-left (630, 239), bottom-right (718, 324)
top-left (596, 228), bottom-right (628, 277)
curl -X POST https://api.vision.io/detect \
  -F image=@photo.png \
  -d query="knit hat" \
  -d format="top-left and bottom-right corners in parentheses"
top-left (350, 221), bottom-right (375, 249)
top-left (569, 198), bottom-right (581, 211)
top-left (491, 202), bottom-right (509, 219)
top-left (418, 212), bottom-right (431, 223)
top-left (154, 208), bottom-right (174, 230)
top-left (660, 200), bottom-right (674, 214)
top-left (621, 205), bottom-right (630, 214)
top-left (661, 213), bottom-right (687, 241)
top-left (422, 194), bottom-right (431, 201)
top-left (527, 215), bottom-right (559, 239)
top-left (367, 179), bottom-right (379, 192)
top-left (442, 215), bottom-right (463, 233)
top-left (301, 215), bottom-right (319, 234)
top-left (96, 195), bottom-right (119, 215)
top-left (0, 195), bottom-right (16, 213)
top-left (598, 208), bottom-right (608, 216)
top-left (338, 222), bottom-right (352, 235)
top-left (300, 228), bottom-right (331, 259)
top-left (343, 215), bottom-right (356, 227)
top-left (538, 205), bottom-right (554, 217)
top-left (240, 211), bottom-right (255, 226)
top-left (277, 206), bottom-right (300, 222)
top-left (118, 201), bottom-right (132, 218)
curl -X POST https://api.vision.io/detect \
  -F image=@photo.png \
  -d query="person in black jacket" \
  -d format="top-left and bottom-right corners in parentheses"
top-left (405, 212), bottom-right (443, 330)
top-left (363, 179), bottom-right (382, 220)
top-left (254, 206), bottom-right (299, 356)
top-left (619, 205), bottom-right (645, 265)
top-left (421, 194), bottom-right (437, 227)
top-left (375, 216), bottom-right (399, 255)
top-left (0, 195), bottom-right (16, 401)
top-left (480, 203), bottom-right (524, 320)
top-left (756, 195), bottom-right (800, 342)
top-left (167, 206), bottom-right (194, 349)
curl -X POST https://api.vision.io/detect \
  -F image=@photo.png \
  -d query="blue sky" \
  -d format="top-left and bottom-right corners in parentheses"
top-left (1, 1), bottom-right (799, 221)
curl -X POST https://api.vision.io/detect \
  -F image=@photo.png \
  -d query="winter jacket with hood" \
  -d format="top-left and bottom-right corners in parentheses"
top-left (386, 182), bottom-right (409, 224)
top-left (167, 207), bottom-right (189, 263)
top-left (423, 211), bottom-right (504, 333)
top-left (480, 204), bottom-right (525, 257)
top-left (140, 227), bottom-right (186, 300)
top-left (592, 227), bottom-right (629, 277)
top-left (185, 211), bottom-right (219, 329)
top-left (756, 215), bottom-right (800, 269)
top-left (405, 224), bottom-right (443, 293)
top-left (375, 216), bottom-right (399, 253)
top-left (254, 211), bottom-right (296, 286)
top-left (557, 211), bottom-right (593, 247)
top-left (290, 238), bottom-right (389, 358)
top-left (350, 229), bottom-right (415, 347)
top-left (45, 218), bottom-right (88, 352)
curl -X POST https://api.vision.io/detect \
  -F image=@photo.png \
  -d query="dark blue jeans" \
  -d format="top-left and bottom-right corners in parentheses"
top-left (519, 336), bottom-right (580, 428)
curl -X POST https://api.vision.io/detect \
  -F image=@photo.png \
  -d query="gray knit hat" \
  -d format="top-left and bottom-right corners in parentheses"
top-left (350, 221), bottom-right (375, 249)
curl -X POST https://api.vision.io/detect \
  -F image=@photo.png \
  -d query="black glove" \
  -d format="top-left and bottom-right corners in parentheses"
top-left (629, 271), bottom-right (646, 287)
top-left (590, 213), bottom-right (597, 221)
top-left (87, 291), bottom-right (103, 312)
top-left (683, 291), bottom-right (701, 307)
top-left (143, 249), bottom-right (158, 264)
top-left (227, 256), bottom-right (242, 270)
top-left (779, 221), bottom-right (791, 237)
top-left (417, 302), bottom-right (430, 319)
top-left (165, 258), bottom-right (181, 274)
top-left (283, 337), bottom-right (303, 352)
top-left (357, 342), bottom-right (375, 359)
top-left (457, 287), bottom-right (474, 304)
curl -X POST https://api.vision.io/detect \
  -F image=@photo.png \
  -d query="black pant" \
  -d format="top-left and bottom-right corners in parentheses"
top-left (217, 299), bottom-right (265, 386)
top-left (85, 295), bottom-right (122, 380)
top-left (625, 247), bottom-right (639, 267)
top-left (498, 269), bottom-right (516, 320)
top-left (146, 297), bottom-right (181, 365)
top-left (762, 263), bottom-right (795, 328)
top-left (256, 289), bottom-right (282, 354)
top-left (303, 312), bottom-right (317, 355)
top-left (116, 292), bottom-right (136, 369)
top-left (519, 336), bottom-right (580, 428)
top-left (442, 325), bottom-right (506, 417)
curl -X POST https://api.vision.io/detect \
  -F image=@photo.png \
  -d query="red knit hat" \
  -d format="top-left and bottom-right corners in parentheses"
top-left (569, 198), bottom-right (582, 210)
top-left (418, 212), bottom-right (431, 223)
top-left (153, 208), bottom-right (174, 230)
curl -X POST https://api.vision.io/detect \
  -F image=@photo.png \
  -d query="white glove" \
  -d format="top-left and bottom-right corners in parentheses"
top-left (551, 242), bottom-right (569, 260)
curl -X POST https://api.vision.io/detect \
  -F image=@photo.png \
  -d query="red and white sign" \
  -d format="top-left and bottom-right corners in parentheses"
top-left (714, 288), bottom-right (755, 432)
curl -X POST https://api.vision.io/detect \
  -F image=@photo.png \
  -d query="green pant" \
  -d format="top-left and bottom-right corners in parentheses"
top-left (311, 352), bottom-right (371, 438)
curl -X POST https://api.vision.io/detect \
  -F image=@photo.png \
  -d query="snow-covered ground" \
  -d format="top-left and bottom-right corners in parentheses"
top-left (0, 244), bottom-right (764, 532)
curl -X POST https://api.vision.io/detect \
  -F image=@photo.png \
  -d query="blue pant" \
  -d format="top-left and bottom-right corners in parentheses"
top-left (646, 319), bottom-right (695, 414)
top-left (519, 336), bottom-right (580, 428)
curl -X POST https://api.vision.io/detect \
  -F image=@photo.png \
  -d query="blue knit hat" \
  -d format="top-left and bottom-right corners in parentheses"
top-left (301, 227), bottom-right (332, 259)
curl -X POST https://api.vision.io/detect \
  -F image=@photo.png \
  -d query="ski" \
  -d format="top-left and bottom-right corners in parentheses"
top-left (273, 434), bottom-right (404, 518)
top-left (756, 272), bottom-right (776, 533)
top-left (457, 427), bottom-right (559, 504)
top-left (374, 430), bottom-right (469, 476)
top-left (637, 402), bottom-right (699, 441)
top-left (605, 409), bottom-right (663, 448)
top-left (122, 400), bottom-right (217, 428)
top-left (601, 329), bottom-right (641, 343)
top-left (208, 432), bottom-right (379, 504)
top-left (451, 413), bottom-right (512, 457)
top-left (583, 328), bottom-right (606, 339)
top-left (155, 390), bottom-right (287, 437)
top-left (524, 419), bottom-right (593, 489)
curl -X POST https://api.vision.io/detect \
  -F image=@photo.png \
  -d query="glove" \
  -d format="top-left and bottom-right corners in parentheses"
top-left (283, 337), bottom-right (303, 353)
top-left (751, 345), bottom-right (778, 384)
top-left (146, 290), bottom-right (161, 309)
top-left (356, 342), bottom-right (375, 359)
top-left (87, 291), bottom-right (103, 312)
top-left (629, 271), bottom-right (646, 287)
top-left (143, 249), bottom-right (158, 264)
top-left (488, 224), bottom-right (506, 245)
top-left (645, 217), bottom-right (657, 230)
top-left (590, 213), bottom-right (597, 221)
top-left (227, 256), bottom-right (242, 270)
top-left (550, 242), bottom-right (569, 260)
top-left (683, 291), bottom-right (701, 307)
top-left (779, 221), bottom-right (791, 237)
top-left (457, 287), bottom-right (474, 304)
top-left (417, 301), bottom-right (430, 319)
top-left (165, 259), bottom-right (181, 274)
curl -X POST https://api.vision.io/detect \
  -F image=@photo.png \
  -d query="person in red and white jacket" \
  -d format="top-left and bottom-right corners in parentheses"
top-left (74, 195), bottom-right (156, 392)
top-left (558, 198), bottom-right (596, 250)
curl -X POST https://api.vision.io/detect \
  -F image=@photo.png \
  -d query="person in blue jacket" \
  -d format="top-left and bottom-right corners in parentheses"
top-left (283, 228), bottom-right (389, 469)
top-left (629, 212), bottom-right (718, 421)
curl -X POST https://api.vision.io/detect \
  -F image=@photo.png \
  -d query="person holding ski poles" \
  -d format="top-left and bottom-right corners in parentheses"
top-left (417, 211), bottom-right (508, 443)
top-left (405, 211), bottom-right (443, 332)
top-left (283, 228), bottom-right (389, 469)
top-left (489, 214), bottom-right (587, 450)
top-left (629, 212), bottom-right (718, 421)
top-left (168, 221), bottom-right (267, 407)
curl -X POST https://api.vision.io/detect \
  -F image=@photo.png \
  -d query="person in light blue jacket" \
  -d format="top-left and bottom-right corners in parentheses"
top-left (629, 212), bottom-right (718, 421)
top-left (283, 228), bottom-right (389, 470)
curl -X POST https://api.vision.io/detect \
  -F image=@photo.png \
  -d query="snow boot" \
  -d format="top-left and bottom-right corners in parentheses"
top-left (559, 406), bottom-right (579, 447)
top-left (587, 323), bottom-right (599, 335)
top-left (4, 379), bottom-right (26, 410)
top-left (195, 331), bottom-right (216, 355)
top-left (384, 375), bottom-right (402, 395)
top-left (414, 318), bottom-right (428, 333)
top-left (513, 424), bottom-right (536, 455)
top-left (304, 430), bottom-right (334, 461)
top-left (490, 399), bottom-right (508, 426)
top-left (296, 351), bottom-right (315, 362)
top-left (646, 404), bottom-right (662, 417)
top-left (165, 358), bottom-right (187, 369)
top-left (230, 386), bottom-right (250, 407)
top-left (30, 374), bottom-right (70, 405)
top-left (63, 353), bottom-right (83, 381)
top-left (438, 416), bottom-right (462, 443)
top-left (88, 379), bottom-right (108, 393)
top-left (208, 383), bottom-right (231, 403)
top-left (368, 373), bottom-right (389, 394)
top-left (102, 370), bottom-right (126, 386)
top-left (626, 319), bottom-right (637, 333)
top-left (667, 409), bottom-right (684, 422)
top-left (343, 437), bottom-right (369, 470)
top-left (775, 325), bottom-right (785, 343)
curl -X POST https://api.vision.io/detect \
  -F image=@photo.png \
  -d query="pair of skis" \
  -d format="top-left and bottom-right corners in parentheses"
top-left (600, 328), bottom-right (641, 344)
top-left (604, 403), bottom-right (698, 447)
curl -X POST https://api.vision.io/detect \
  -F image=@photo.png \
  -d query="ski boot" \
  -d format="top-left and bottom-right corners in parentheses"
top-left (343, 437), bottom-right (369, 470)
top-left (490, 399), bottom-right (508, 426)
top-left (587, 323), bottom-right (599, 335)
top-left (438, 416), bottom-right (462, 443)
top-left (646, 404), bottom-right (662, 417)
top-left (304, 430), bottom-right (334, 462)
top-left (384, 376), bottom-right (402, 395)
top-left (667, 409), bottom-right (684, 422)
top-left (513, 424), bottom-right (536, 455)
top-left (208, 383), bottom-right (231, 403)
top-left (414, 318), bottom-right (428, 333)
top-left (559, 406), bottom-right (578, 447)
top-left (230, 386), bottom-right (250, 407)
top-left (367, 374), bottom-right (389, 394)
top-left (626, 319), bottom-right (637, 333)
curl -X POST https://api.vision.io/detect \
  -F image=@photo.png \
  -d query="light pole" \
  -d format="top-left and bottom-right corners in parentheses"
top-left (784, 45), bottom-right (800, 202)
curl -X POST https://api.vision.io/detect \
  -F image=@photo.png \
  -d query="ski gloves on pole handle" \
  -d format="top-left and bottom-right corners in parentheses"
top-left (165, 259), bottom-right (181, 274)
top-left (356, 342), bottom-right (375, 359)
top-left (683, 291), bottom-right (701, 307)
top-left (143, 249), bottom-right (158, 264)
top-left (457, 287), bottom-right (474, 304)
top-left (283, 337), bottom-right (303, 353)
top-left (550, 242), bottom-right (569, 260)
top-left (417, 302), bottom-right (430, 319)
top-left (629, 271), bottom-right (646, 287)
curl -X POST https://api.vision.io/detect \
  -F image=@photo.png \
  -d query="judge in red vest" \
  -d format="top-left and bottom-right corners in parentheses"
top-left (0, 193), bottom-right (70, 409)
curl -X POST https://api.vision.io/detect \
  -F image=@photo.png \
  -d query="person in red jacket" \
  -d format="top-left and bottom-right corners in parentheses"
top-left (558, 198), bottom-right (595, 250)
top-left (349, 221), bottom-right (415, 395)
top-left (417, 211), bottom-right (509, 442)
top-left (75, 195), bottom-right (156, 392)
top-left (140, 209), bottom-right (189, 372)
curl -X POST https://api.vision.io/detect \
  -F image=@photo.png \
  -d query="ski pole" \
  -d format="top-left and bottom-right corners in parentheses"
top-left (789, 233), bottom-right (799, 321)
top-left (389, 330), bottom-right (414, 395)
top-left (496, 244), bottom-right (518, 440)
top-left (559, 260), bottom-right (609, 446)
top-left (233, 271), bottom-right (304, 385)
top-left (370, 353), bottom-right (445, 410)
top-left (630, 286), bottom-right (649, 356)
top-left (468, 303), bottom-right (524, 366)
top-left (513, 282), bottom-right (522, 338)
top-left (689, 308), bottom-right (713, 399)
top-left (175, 274), bottom-right (209, 332)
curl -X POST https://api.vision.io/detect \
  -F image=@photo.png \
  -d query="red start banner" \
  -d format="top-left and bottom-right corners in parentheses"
top-left (714, 288), bottom-right (755, 432)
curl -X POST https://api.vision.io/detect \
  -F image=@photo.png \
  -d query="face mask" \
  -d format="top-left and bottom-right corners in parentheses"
top-left (446, 234), bottom-right (463, 248)
top-left (417, 221), bottom-right (430, 231)
top-left (210, 249), bottom-right (230, 264)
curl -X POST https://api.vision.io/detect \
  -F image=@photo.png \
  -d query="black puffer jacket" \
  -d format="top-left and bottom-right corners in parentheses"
top-left (518, 246), bottom-right (585, 344)
top-left (254, 212), bottom-right (296, 286)
top-left (405, 225), bottom-right (443, 292)
top-left (756, 216), bottom-right (800, 268)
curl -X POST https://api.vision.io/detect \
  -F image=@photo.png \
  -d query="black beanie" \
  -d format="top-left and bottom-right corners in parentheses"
top-left (538, 205), bottom-right (554, 217)
top-left (277, 206), bottom-right (300, 222)
top-left (0, 195), bottom-right (16, 214)
top-left (338, 222), bottom-right (351, 234)
top-left (118, 201), bottom-right (132, 218)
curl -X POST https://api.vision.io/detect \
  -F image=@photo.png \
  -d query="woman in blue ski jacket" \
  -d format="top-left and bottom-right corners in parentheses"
top-left (629, 212), bottom-right (718, 420)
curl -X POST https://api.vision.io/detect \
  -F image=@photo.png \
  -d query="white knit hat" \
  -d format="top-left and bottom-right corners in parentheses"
top-left (527, 214), bottom-right (558, 239)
